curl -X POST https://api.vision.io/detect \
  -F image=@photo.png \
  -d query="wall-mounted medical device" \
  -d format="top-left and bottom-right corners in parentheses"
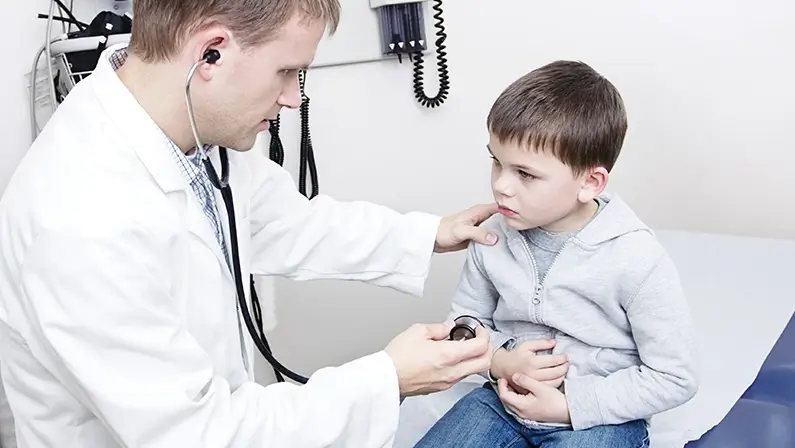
top-left (370, 0), bottom-right (449, 108)
top-left (267, 69), bottom-right (318, 200)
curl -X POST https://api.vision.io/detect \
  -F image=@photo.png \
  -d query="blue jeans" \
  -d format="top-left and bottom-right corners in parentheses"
top-left (414, 383), bottom-right (649, 448)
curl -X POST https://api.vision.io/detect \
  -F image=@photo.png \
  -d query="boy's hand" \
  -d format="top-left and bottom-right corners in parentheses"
top-left (490, 339), bottom-right (569, 392)
top-left (497, 374), bottom-right (571, 424)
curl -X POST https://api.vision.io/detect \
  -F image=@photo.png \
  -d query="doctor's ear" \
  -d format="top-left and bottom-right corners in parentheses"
top-left (190, 26), bottom-right (232, 76)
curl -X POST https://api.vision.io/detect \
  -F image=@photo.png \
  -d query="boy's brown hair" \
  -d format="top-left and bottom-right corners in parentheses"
top-left (487, 60), bottom-right (627, 174)
top-left (129, 0), bottom-right (341, 63)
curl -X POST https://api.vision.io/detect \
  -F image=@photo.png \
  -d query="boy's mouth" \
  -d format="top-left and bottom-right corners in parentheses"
top-left (498, 205), bottom-right (517, 216)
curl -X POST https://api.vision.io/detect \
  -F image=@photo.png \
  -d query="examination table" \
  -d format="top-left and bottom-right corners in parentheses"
top-left (395, 230), bottom-right (795, 448)
top-left (686, 313), bottom-right (795, 447)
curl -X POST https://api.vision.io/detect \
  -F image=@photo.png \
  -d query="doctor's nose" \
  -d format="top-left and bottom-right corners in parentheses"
top-left (277, 74), bottom-right (303, 109)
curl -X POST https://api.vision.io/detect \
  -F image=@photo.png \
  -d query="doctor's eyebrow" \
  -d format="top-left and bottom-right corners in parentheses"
top-left (281, 63), bottom-right (310, 71)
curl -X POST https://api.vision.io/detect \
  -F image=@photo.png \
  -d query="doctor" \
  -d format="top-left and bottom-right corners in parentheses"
top-left (0, 0), bottom-right (498, 447)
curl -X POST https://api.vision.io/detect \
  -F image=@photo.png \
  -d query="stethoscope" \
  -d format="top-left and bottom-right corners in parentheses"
top-left (183, 49), bottom-right (483, 386)
top-left (184, 49), bottom-right (310, 384)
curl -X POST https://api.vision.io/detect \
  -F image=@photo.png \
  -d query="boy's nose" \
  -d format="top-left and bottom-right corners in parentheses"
top-left (493, 178), bottom-right (514, 197)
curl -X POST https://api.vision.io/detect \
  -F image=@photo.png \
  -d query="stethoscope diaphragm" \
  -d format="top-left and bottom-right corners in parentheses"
top-left (449, 315), bottom-right (484, 341)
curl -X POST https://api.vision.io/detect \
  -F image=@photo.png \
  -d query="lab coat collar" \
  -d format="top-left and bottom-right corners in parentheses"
top-left (90, 43), bottom-right (189, 195)
top-left (89, 44), bottom-right (235, 283)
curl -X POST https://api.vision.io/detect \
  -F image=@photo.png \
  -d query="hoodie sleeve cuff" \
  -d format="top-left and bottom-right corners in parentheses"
top-left (490, 332), bottom-right (515, 354)
top-left (478, 334), bottom-right (516, 382)
top-left (563, 376), bottom-right (605, 430)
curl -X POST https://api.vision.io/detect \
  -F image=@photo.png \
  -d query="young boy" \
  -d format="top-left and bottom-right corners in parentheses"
top-left (414, 61), bottom-right (698, 448)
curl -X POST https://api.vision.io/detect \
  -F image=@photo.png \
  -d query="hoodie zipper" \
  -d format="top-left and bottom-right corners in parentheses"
top-left (519, 236), bottom-right (572, 325)
top-left (519, 237), bottom-right (542, 322)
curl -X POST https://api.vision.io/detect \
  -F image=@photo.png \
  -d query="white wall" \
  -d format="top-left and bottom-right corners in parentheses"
top-left (2, 1), bottom-right (48, 192)
top-left (254, 0), bottom-right (795, 381)
top-left (2, 0), bottom-right (794, 386)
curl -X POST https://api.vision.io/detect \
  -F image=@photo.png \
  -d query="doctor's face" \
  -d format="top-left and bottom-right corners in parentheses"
top-left (207, 14), bottom-right (325, 151)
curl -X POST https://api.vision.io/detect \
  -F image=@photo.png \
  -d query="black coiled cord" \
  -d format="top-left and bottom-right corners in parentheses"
top-left (412, 0), bottom-right (449, 108)
top-left (250, 69), bottom-right (319, 384)
top-left (268, 115), bottom-right (285, 166)
top-left (298, 69), bottom-right (319, 199)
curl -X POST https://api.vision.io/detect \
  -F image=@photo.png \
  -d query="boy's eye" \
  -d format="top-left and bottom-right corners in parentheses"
top-left (490, 156), bottom-right (500, 165)
top-left (519, 170), bottom-right (534, 179)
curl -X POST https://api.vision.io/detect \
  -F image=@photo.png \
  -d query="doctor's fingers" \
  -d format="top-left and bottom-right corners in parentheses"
top-left (454, 223), bottom-right (499, 247)
top-left (423, 321), bottom-right (457, 341)
top-left (459, 203), bottom-right (500, 225)
top-left (433, 346), bottom-right (491, 388)
top-left (436, 329), bottom-right (491, 365)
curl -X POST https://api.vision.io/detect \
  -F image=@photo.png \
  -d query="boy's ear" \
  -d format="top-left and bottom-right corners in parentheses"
top-left (578, 166), bottom-right (609, 203)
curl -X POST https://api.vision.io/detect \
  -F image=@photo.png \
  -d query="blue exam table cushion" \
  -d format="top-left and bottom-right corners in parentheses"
top-left (686, 314), bottom-right (795, 448)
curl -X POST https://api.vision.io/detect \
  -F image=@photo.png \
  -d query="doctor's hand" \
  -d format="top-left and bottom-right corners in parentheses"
top-left (385, 321), bottom-right (491, 397)
top-left (434, 204), bottom-right (500, 253)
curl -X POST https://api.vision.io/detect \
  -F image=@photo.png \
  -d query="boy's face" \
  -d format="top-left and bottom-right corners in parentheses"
top-left (488, 134), bottom-right (606, 232)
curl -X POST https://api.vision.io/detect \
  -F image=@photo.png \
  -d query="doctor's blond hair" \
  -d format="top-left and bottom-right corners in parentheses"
top-left (129, 0), bottom-right (341, 62)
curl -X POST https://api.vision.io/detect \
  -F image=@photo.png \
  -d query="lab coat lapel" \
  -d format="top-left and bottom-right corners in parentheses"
top-left (182, 174), bottom-right (235, 283)
top-left (89, 48), bottom-right (234, 283)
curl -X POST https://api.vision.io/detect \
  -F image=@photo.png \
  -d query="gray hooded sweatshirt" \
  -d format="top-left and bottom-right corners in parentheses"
top-left (447, 193), bottom-right (698, 431)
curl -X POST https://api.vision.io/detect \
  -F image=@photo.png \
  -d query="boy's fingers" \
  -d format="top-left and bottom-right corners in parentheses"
top-left (497, 378), bottom-right (526, 410)
top-left (519, 339), bottom-right (556, 352)
top-left (542, 378), bottom-right (564, 388)
top-left (531, 354), bottom-right (568, 369)
top-left (534, 363), bottom-right (569, 381)
top-left (512, 373), bottom-right (545, 395)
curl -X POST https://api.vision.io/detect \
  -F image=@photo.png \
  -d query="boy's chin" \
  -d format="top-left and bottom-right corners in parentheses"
top-left (502, 215), bottom-right (540, 231)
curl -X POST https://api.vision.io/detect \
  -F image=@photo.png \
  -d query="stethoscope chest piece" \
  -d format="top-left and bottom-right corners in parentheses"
top-left (449, 315), bottom-right (484, 341)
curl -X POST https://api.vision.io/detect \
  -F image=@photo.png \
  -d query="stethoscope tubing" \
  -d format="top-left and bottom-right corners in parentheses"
top-left (185, 54), bottom-right (308, 384)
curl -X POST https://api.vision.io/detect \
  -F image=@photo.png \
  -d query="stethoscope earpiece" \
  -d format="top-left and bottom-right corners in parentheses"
top-left (449, 315), bottom-right (484, 341)
top-left (203, 49), bottom-right (221, 65)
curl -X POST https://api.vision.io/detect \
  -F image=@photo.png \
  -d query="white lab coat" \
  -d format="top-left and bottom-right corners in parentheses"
top-left (0, 45), bottom-right (441, 447)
